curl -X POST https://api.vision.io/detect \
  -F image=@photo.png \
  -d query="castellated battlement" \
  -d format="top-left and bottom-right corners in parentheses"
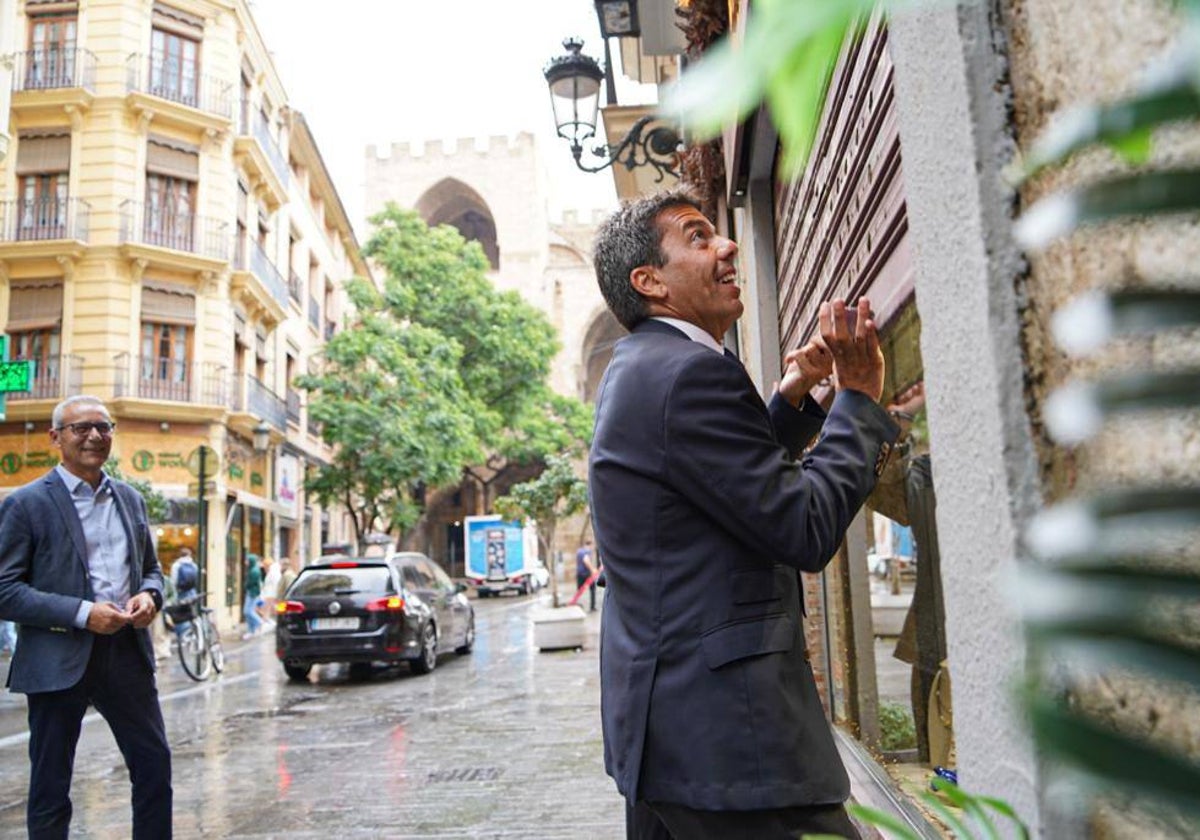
top-left (366, 132), bottom-right (536, 163)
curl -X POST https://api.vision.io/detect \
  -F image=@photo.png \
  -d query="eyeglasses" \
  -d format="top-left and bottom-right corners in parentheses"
top-left (56, 421), bottom-right (117, 438)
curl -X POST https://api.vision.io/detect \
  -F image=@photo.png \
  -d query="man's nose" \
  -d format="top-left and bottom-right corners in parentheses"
top-left (716, 236), bottom-right (738, 259)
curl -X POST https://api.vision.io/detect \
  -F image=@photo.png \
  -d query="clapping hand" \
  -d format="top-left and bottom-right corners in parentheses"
top-left (819, 298), bottom-right (885, 402)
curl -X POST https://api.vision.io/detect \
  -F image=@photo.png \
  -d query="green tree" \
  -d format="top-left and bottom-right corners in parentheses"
top-left (364, 205), bottom-right (592, 505)
top-left (300, 206), bottom-right (591, 550)
top-left (104, 458), bottom-right (169, 523)
top-left (296, 277), bottom-right (481, 549)
top-left (493, 453), bottom-right (588, 607)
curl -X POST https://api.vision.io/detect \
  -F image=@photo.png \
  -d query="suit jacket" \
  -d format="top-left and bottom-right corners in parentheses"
top-left (0, 470), bottom-right (165, 693)
top-left (589, 320), bottom-right (897, 810)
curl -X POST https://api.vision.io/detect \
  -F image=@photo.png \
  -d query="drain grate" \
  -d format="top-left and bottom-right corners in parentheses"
top-left (426, 767), bottom-right (504, 783)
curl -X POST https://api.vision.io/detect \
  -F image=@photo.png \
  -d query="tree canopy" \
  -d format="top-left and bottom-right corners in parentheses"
top-left (299, 205), bottom-right (592, 548)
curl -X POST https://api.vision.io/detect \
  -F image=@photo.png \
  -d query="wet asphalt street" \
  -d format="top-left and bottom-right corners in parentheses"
top-left (0, 591), bottom-right (623, 839)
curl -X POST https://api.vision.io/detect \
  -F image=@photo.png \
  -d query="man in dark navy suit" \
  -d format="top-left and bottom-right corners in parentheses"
top-left (0, 395), bottom-right (171, 839)
top-left (589, 190), bottom-right (898, 839)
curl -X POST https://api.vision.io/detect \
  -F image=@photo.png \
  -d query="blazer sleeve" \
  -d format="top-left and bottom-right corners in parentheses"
top-left (0, 494), bottom-right (88, 628)
top-left (767, 392), bottom-right (827, 459)
top-left (664, 352), bottom-right (898, 571)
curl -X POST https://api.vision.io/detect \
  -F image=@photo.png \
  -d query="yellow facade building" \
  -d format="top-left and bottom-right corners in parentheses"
top-left (0, 0), bottom-right (364, 631)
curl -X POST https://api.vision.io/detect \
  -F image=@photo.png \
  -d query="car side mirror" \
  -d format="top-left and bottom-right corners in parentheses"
top-left (455, 582), bottom-right (468, 594)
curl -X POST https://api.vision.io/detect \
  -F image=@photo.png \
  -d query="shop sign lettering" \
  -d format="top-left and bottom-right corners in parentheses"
top-left (157, 452), bottom-right (184, 468)
top-left (251, 472), bottom-right (263, 487)
top-left (228, 463), bottom-right (245, 479)
top-left (26, 451), bottom-right (58, 469)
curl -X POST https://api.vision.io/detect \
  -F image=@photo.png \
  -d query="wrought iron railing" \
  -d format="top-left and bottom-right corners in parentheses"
top-left (0, 198), bottom-right (90, 242)
top-left (307, 295), bottom-right (320, 331)
top-left (286, 389), bottom-right (301, 424)
top-left (6, 354), bottom-right (83, 401)
top-left (119, 199), bottom-right (230, 260)
top-left (113, 354), bottom-right (227, 404)
top-left (231, 374), bottom-right (287, 430)
top-left (125, 53), bottom-right (232, 118)
top-left (232, 240), bottom-right (289, 310)
top-left (239, 108), bottom-right (290, 189)
top-left (288, 268), bottom-right (303, 304)
top-left (13, 48), bottom-right (97, 92)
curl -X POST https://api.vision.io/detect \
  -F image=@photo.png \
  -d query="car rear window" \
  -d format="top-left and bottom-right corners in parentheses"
top-left (290, 566), bottom-right (393, 597)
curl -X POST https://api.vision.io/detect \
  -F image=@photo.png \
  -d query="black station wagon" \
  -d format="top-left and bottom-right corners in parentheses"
top-left (275, 554), bottom-right (474, 682)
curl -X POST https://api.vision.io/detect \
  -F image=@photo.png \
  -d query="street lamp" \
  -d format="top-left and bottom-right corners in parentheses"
top-left (252, 420), bottom-right (271, 453)
top-left (543, 38), bottom-right (681, 182)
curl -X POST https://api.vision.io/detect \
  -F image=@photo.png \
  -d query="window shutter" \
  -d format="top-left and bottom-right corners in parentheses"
top-left (152, 2), bottom-right (204, 39)
top-left (15, 133), bottom-right (70, 175)
top-left (6, 282), bottom-right (64, 332)
top-left (146, 135), bottom-right (199, 180)
top-left (141, 281), bottom-right (196, 325)
top-left (234, 309), bottom-right (249, 346)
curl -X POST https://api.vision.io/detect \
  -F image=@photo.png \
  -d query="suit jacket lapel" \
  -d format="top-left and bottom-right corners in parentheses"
top-left (45, 473), bottom-right (89, 577)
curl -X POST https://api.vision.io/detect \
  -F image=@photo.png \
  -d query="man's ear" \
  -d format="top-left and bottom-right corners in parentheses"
top-left (630, 265), bottom-right (666, 301)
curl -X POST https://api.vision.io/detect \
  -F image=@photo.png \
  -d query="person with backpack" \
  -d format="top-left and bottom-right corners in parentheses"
top-left (166, 548), bottom-right (200, 641)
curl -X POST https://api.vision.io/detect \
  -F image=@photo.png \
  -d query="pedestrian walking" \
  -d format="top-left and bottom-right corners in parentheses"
top-left (0, 395), bottom-right (172, 838)
top-left (243, 553), bottom-right (263, 639)
top-left (588, 190), bottom-right (897, 839)
top-left (277, 554), bottom-right (298, 601)
top-left (261, 556), bottom-right (280, 627)
top-left (575, 539), bottom-right (598, 611)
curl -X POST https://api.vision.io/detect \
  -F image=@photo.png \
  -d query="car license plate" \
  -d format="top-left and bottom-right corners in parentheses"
top-left (310, 617), bottom-right (359, 631)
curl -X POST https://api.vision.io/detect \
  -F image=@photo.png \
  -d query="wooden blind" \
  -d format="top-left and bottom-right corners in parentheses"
top-left (152, 2), bottom-right (204, 39)
top-left (146, 135), bottom-right (199, 180)
top-left (15, 133), bottom-right (70, 175)
top-left (6, 282), bottom-right (63, 332)
top-left (141, 282), bottom-right (196, 325)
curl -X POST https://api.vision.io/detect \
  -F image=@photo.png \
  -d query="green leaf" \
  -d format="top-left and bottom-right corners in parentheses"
top-left (930, 780), bottom-right (1000, 840)
top-left (1030, 698), bottom-right (1200, 819)
top-left (1105, 126), bottom-right (1155, 164)
top-left (844, 803), bottom-right (923, 840)
top-left (916, 790), bottom-right (975, 839)
top-left (1015, 169), bottom-right (1200, 250)
top-left (972, 794), bottom-right (1030, 840)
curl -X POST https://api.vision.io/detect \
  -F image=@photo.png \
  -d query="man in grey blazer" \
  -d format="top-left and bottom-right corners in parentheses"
top-left (0, 395), bottom-right (171, 839)
top-left (589, 190), bottom-right (898, 839)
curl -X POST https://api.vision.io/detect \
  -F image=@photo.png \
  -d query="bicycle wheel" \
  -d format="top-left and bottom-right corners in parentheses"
top-left (205, 615), bottom-right (226, 674)
top-left (177, 621), bottom-right (211, 681)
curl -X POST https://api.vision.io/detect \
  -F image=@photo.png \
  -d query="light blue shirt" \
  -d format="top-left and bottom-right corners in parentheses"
top-left (55, 466), bottom-right (130, 629)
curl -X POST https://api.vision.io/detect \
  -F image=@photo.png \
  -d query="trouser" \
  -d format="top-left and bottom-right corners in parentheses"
top-left (626, 798), bottom-right (860, 840)
top-left (25, 627), bottom-right (172, 840)
top-left (243, 593), bottom-right (262, 633)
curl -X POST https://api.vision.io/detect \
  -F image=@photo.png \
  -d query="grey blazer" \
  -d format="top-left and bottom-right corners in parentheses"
top-left (589, 320), bottom-right (897, 811)
top-left (0, 470), bottom-right (165, 693)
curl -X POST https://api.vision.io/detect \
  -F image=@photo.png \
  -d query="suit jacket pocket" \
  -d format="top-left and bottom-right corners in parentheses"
top-left (730, 567), bottom-right (787, 604)
top-left (701, 613), bottom-right (794, 670)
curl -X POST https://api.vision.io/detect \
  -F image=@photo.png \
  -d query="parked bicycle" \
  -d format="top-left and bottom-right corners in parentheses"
top-left (163, 593), bottom-right (225, 681)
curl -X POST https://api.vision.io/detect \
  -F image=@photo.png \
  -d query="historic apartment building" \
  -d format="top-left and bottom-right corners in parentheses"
top-left (0, 0), bottom-right (363, 631)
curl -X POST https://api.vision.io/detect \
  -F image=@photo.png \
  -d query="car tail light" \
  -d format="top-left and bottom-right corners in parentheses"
top-left (276, 600), bottom-right (304, 614)
top-left (330, 561), bottom-right (359, 568)
top-left (365, 596), bottom-right (405, 612)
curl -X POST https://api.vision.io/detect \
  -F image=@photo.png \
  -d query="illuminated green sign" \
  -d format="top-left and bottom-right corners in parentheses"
top-left (0, 361), bottom-right (33, 393)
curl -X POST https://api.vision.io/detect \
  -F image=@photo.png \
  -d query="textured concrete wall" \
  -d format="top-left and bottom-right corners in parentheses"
top-left (892, 0), bottom-right (1200, 834)
top-left (888, 1), bottom-right (1042, 830)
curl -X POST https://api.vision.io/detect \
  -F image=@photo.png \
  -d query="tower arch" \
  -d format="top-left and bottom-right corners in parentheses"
top-left (414, 177), bottom-right (500, 269)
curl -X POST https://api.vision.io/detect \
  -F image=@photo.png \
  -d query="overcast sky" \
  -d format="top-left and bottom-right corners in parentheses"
top-left (248, 0), bottom-right (655, 237)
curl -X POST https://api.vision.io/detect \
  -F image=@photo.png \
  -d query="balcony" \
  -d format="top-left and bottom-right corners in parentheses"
top-left (307, 295), bottom-right (320, 332)
top-left (119, 200), bottom-right (230, 272)
top-left (286, 389), bottom-right (301, 424)
top-left (113, 354), bottom-right (228, 405)
top-left (288, 268), bottom-right (303, 305)
top-left (125, 53), bottom-right (232, 135)
top-left (233, 108), bottom-right (288, 209)
top-left (233, 241), bottom-right (289, 309)
top-left (13, 48), bottom-right (97, 93)
top-left (230, 374), bottom-right (287, 431)
top-left (6, 354), bottom-right (84, 402)
top-left (0, 198), bottom-right (90, 243)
